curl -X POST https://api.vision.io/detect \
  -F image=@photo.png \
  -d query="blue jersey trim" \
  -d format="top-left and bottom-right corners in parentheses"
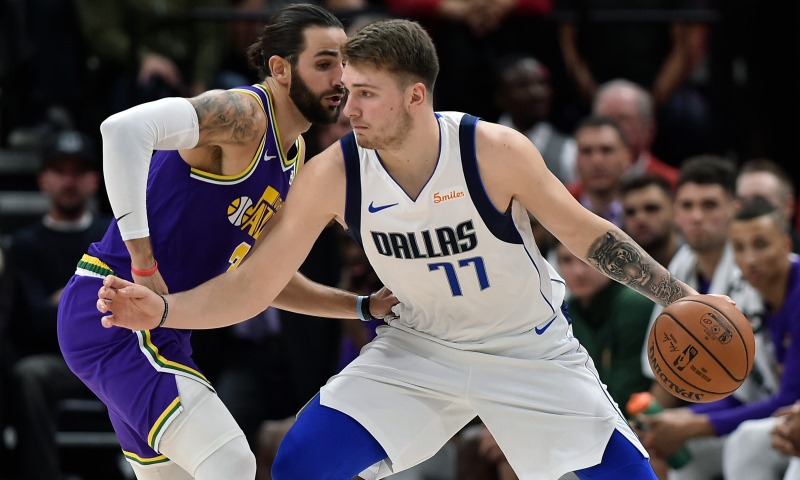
top-left (341, 132), bottom-right (363, 247)
top-left (458, 114), bottom-right (523, 245)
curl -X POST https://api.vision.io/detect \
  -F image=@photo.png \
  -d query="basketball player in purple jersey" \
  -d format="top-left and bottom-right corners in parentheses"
top-left (57, 5), bottom-right (395, 479)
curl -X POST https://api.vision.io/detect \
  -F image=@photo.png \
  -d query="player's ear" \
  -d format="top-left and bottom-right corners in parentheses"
top-left (407, 82), bottom-right (427, 109)
top-left (269, 56), bottom-right (291, 85)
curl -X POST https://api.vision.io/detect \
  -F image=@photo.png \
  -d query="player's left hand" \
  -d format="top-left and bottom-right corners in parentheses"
top-left (97, 275), bottom-right (165, 330)
top-left (370, 287), bottom-right (399, 321)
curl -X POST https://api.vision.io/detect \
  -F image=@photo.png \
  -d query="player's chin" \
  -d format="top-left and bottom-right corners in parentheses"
top-left (321, 107), bottom-right (342, 124)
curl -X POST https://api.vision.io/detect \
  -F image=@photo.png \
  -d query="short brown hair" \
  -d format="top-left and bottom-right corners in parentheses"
top-left (342, 19), bottom-right (439, 92)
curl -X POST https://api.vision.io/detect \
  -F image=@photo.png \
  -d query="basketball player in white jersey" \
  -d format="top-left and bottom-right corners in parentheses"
top-left (96, 19), bottom-right (734, 480)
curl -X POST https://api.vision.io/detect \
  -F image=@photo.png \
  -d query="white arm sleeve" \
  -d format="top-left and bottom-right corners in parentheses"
top-left (101, 97), bottom-right (200, 240)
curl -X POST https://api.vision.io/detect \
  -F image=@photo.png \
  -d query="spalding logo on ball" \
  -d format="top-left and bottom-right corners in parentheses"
top-left (227, 196), bottom-right (254, 226)
top-left (647, 295), bottom-right (755, 403)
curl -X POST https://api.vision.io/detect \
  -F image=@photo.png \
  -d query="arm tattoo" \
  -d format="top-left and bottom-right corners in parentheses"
top-left (191, 91), bottom-right (262, 145)
top-left (587, 231), bottom-right (685, 305)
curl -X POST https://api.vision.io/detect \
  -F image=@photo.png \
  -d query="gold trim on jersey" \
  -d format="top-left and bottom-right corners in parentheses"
top-left (76, 254), bottom-right (115, 277)
top-left (188, 85), bottom-right (300, 184)
top-left (254, 84), bottom-right (301, 173)
top-left (122, 450), bottom-right (170, 466)
top-left (147, 396), bottom-right (183, 450)
top-left (189, 87), bottom-right (267, 184)
top-left (135, 330), bottom-right (212, 389)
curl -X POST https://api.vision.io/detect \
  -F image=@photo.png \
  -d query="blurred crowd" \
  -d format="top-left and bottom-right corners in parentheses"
top-left (1, 0), bottom-right (799, 479)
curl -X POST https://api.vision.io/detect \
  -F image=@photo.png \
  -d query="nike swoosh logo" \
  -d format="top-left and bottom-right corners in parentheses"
top-left (264, 154), bottom-right (277, 161)
top-left (368, 201), bottom-right (399, 213)
top-left (116, 212), bottom-right (132, 222)
top-left (534, 317), bottom-right (557, 335)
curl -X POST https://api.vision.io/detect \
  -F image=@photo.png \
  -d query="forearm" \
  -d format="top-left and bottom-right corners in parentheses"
top-left (124, 238), bottom-right (156, 271)
top-left (164, 263), bottom-right (282, 329)
top-left (584, 226), bottom-right (696, 306)
top-left (272, 272), bottom-right (359, 319)
top-left (652, 24), bottom-right (694, 104)
top-left (652, 49), bottom-right (691, 105)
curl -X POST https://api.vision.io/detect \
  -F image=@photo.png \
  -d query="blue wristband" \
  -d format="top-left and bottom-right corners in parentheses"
top-left (356, 295), bottom-right (375, 322)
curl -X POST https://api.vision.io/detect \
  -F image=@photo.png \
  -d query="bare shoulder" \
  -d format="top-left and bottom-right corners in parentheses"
top-left (189, 89), bottom-right (266, 147)
top-left (473, 119), bottom-right (549, 208)
top-left (474, 120), bottom-right (531, 152)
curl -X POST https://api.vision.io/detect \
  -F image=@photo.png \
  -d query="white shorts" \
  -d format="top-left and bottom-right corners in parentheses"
top-left (321, 313), bottom-right (646, 480)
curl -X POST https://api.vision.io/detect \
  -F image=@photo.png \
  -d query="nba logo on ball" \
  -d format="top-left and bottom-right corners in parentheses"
top-left (647, 295), bottom-right (755, 403)
top-left (227, 196), bottom-right (254, 226)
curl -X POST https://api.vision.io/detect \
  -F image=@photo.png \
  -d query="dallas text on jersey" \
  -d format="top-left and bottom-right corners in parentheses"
top-left (370, 220), bottom-right (477, 259)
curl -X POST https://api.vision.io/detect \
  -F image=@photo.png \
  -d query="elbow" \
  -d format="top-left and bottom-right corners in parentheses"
top-left (100, 112), bottom-right (128, 140)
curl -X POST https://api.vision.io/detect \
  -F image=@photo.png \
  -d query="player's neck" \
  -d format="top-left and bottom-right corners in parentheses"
top-left (375, 112), bottom-right (440, 199)
top-left (262, 79), bottom-right (312, 152)
top-left (377, 112), bottom-right (439, 164)
top-left (761, 263), bottom-right (791, 312)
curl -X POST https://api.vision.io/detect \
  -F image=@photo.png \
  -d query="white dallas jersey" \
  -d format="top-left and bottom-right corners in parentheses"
top-left (341, 112), bottom-right (566, 344)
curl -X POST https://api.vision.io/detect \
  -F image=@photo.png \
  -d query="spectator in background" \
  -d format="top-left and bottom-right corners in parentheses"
top-left (568, 116), bottom-right (633, 228)
top-left (621, 174), bottom-right (681, 268)
top-left (645, 197), bottom-right (800, 480)
top-left (720, 195), bottom-right (800, 480)
top-left (384, 0), bottom-right (555, 120)
top-left (736, 158), bottom-right (800, 253)
top-left (493, 54), bottom-right (577, 185)
top-left (5, 130), bottom-right (110, 480)
top-left (592, 79), bottom-right (679, 189)
top-left (75, 0), bottom-right (230, 116)
top-left (558, 0), bottom-right (711, 165)
top-left (638, 158), bottom-right (772, 479)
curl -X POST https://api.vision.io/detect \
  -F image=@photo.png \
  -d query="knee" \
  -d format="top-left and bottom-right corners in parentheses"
top-left (195, 436), bottom-right (256, 479)
top-left (227, 446), bottom-right (257, 476)
top-left (725, 418), bottom-right (774, 459)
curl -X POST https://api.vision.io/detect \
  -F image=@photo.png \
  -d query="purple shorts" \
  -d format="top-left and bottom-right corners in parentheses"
top-left (57, 274), bottom-right (212, 465)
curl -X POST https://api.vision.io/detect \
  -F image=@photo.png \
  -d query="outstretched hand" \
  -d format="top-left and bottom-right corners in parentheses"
top-left (97, 275), bottom-right (165, 330)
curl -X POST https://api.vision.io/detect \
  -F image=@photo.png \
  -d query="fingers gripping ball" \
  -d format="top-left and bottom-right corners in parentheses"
top-left (647, 295), bottom-right (755, 403)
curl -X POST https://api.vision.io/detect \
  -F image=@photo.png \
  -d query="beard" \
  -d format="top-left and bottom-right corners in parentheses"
top-left (53, 193), bottom-right (87, 219)
top-left (289, 65), bottom-right (343, 125)
top-left (637, 229), bottom-right (670, 252)
top-left (357, 109), bottom-right (413, 150)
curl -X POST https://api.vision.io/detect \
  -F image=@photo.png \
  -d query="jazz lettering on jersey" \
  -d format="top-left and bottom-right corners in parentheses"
top-left (371, 220), bottom-right (477, 259)
top-left (226, 185), bottom-right (284, 240)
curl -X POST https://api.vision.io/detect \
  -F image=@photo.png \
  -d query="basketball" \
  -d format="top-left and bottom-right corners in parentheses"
top-left (646, 295), bottom-right (755, 403)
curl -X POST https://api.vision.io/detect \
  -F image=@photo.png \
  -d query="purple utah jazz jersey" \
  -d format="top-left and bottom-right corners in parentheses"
top-left (87, 84), bottom-right (299, 291)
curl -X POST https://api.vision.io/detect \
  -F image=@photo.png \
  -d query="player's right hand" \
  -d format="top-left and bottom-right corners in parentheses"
top-left (97, 275), bottom-right (164, 330)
